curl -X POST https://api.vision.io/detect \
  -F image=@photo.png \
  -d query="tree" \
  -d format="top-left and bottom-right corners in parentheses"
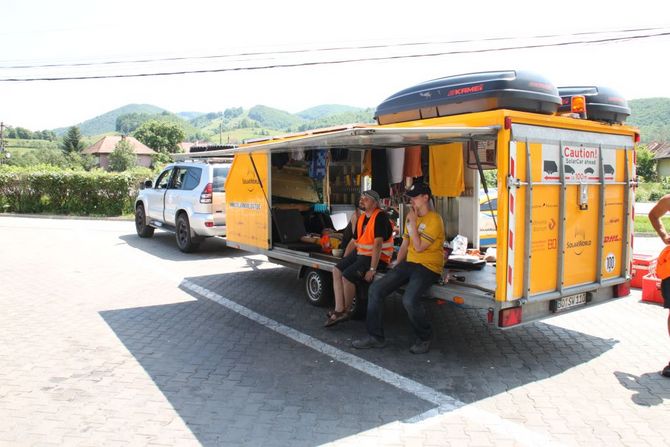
top-left (133, 120), bottom-right (185, 154)
top-left (39, 130), bottom-right (57, 141)
top-left (636, 145), bottom-right (657, 182)
top-left (116, 112), bottom-right (152, 134)
top-left (15, 127), bottom-right (32, 139)
top-left (61, 126), bottom-right (85, 154)
top-left (223, 107), bottom-right (243, 119)
top-left (108, 138), bottom-right (137, 172)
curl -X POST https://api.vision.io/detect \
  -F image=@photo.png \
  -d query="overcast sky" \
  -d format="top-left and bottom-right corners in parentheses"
top-left (1, 0), bottom-right (670, 130)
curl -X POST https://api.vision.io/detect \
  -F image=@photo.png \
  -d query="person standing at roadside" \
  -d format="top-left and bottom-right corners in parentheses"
top-left (352, 182), bottom-right (444, 354)
top-left (648, 194), bottom-right (670, 377)
top-left (324, 190), bottom-right (393, 327)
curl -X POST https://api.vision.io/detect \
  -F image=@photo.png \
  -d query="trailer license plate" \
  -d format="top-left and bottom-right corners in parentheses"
top-left (550, 293), bottom-right (587, 313)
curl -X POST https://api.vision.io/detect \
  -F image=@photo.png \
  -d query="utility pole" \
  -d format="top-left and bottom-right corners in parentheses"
top-left (0, 122), bottom-right (9, 163)
top-left (219, 119), bottom-right (223, 145)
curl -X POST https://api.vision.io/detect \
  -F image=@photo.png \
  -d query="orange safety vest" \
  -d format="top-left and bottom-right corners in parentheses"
top-left (656, 245), bottom-right (670, 280)
top-left (356, 208), bottom-right (394, 264)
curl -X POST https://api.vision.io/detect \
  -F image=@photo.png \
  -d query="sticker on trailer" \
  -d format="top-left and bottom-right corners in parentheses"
top-left (541, 144), bottom-right (616, 182)
top-left (605, 253), bottom-right (616, 273)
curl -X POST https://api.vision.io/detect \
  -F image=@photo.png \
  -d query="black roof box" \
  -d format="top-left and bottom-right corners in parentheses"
top-left (557, 86), bottom-right (630, 124)
top-left (374, 70), bottom-right (561, 125)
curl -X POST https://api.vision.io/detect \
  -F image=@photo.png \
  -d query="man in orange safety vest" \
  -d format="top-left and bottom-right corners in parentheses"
top-left (324, 190), bottom-right (393, 327)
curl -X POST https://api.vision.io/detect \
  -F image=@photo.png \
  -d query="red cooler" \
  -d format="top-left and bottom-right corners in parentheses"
top-left (642, 273), bottom-right (664, 304)
top-left (631, 254), bottom-right (656, 289)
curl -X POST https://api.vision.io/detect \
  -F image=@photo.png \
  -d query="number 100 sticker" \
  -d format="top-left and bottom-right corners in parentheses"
top-left (605, 253), bottom-right (616, 273)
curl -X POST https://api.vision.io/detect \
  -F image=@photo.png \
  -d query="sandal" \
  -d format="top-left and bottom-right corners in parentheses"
top-left (324, 310), bottom-right (350, 327)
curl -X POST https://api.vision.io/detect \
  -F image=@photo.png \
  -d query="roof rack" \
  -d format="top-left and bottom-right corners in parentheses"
top-left (178, 157), bottom-right (233, 164)
top-left (174, 143), bottom-right (238, 161)
top-left (189, 143), bottom-right (237, 153)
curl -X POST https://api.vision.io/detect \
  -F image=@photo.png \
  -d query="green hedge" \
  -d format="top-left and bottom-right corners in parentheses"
top-left (635, 182), bottom-right (669, 202)
top-left (0, 166), bottom-right (152, 216)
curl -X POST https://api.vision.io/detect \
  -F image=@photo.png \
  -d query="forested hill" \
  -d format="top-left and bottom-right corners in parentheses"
top-left (52, 103), bottom-right (375, 141)
top-left (628, 98), bottom-right (670, 143)
top-left (54, 104), bottom-right (168, 136)
top-left (45, 98), bottom-right (670, 144)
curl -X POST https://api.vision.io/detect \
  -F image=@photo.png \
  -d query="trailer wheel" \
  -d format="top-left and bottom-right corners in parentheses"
top-left (349, 282), bottom-right (369, 320)
top-left (304, 269), bottom-right (333, 307)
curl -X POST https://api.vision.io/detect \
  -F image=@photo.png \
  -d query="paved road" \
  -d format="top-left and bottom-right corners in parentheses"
top-left (635, 201), bottom-right (655, 217)
top-left (1, 216), bottom-right (669, 446)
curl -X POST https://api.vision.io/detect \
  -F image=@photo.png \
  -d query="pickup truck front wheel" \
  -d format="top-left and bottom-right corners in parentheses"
top-left (176, 214), bottom-right (201, 253)
top-left (135, 204), bottom-right (154, 238)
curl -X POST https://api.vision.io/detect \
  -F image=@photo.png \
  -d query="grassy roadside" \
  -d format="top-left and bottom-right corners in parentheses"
top-left (634, 215), bottom-right (670, 234)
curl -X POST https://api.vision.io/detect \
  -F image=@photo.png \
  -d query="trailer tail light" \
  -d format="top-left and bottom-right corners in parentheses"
top-left (571, 95), bottom-right (587, 117)
top-left (504, 116), bottom-right (512, 130)
top-left (498, 306), bottom-right (522, 327)
top-left (205, 221), bottom-right (214, 228)
top-left (200, 183), bottom-right (213, 204)
top-left (634, 133), bottom-right (640, 143)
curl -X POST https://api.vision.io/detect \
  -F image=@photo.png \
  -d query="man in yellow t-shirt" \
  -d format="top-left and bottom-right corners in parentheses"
top-left (352, 182), bottom-right (445, 354)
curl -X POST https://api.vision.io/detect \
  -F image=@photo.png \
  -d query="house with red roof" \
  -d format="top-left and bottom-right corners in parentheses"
top-left (82, 135), bottom-right (156, 170)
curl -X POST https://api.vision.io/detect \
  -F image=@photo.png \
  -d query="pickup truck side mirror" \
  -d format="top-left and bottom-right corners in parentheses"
top-left (142, 179), bottom-right (153, 189)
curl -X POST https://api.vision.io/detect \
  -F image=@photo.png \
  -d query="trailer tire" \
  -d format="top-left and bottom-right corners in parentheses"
top-left (135, 204), bottom-right (154, 238)
top-left (304, 269), bottom-right (333, 307)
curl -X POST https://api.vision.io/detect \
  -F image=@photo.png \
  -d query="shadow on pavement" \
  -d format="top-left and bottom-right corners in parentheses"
top-left (120, 233), bottom-right (234, 262)
top-left (101, 296), bottom-right (431, 446)
top-left (101, 265), bottom-right (618, 446)
top-left (614, 371), bottom-right (670, 406)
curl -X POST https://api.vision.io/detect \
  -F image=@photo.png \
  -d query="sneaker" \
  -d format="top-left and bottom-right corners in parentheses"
top-left (409, 338), bottom-right (431, 354)
top-left (662, 363), bottom-right (670, 378)
top-left (352, 335), bottom-right (386, 349)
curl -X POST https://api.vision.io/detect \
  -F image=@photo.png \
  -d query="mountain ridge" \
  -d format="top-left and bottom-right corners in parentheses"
top-left (44, 98), bottom-right (670, 145)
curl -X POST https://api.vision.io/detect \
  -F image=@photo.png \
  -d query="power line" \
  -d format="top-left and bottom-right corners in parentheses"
top-left (2, 30), bottom-right (669, 82)
top-left (0, 26), bottom-right (665, 70)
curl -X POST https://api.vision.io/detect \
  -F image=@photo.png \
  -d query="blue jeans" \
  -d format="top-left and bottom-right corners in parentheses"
top-left (366, 261), bottom-right (440, 341)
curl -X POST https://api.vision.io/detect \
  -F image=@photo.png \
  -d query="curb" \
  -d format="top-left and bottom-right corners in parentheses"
top-left (0, 213), bottom-right (133, 222)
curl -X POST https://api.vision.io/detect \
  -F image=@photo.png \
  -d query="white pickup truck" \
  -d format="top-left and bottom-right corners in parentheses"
top-left (134, 160), bottom-right (229, 252)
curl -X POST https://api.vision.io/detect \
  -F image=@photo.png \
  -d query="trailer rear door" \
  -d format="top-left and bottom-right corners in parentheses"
top-left (505, 124), bottom-right (635, 304)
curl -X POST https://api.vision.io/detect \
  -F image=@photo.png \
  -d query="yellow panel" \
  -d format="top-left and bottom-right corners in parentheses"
top-left (224, 153), bottom-right (270, 249)
top-left (602, 187), bottom-right (624, 279)
top-left (601, 148), bottom-right (629, 279)
top-left (529, 185), bottom-right (560, 294)
top-left (564, 185), bottom-right (599, 285)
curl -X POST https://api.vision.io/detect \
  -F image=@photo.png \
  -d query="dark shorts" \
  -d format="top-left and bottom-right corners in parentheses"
top-left (335, 253), bottom-right (387, 283)
top-left (661, 278), bottom-right (670, 309)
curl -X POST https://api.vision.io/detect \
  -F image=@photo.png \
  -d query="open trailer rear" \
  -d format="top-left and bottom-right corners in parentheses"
top-left (189, 70), bottom-right (637, 328)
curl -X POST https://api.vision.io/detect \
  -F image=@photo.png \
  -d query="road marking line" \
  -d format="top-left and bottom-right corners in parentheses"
top-left (182, 279), bottom-right (563, 447)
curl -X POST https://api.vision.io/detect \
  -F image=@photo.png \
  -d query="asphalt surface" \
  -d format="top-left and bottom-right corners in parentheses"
top-left (1, 216), bottom-right (669, 446)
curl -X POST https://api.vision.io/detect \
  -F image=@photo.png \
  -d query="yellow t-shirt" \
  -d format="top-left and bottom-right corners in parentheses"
top-left (403, 211), bottom-right (445, 274)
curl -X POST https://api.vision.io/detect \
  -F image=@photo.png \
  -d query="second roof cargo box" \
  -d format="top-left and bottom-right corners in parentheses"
top-left (374, 70), bottom-right (562, 125)
top-left (557, 86), bottom-right (631, 124)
